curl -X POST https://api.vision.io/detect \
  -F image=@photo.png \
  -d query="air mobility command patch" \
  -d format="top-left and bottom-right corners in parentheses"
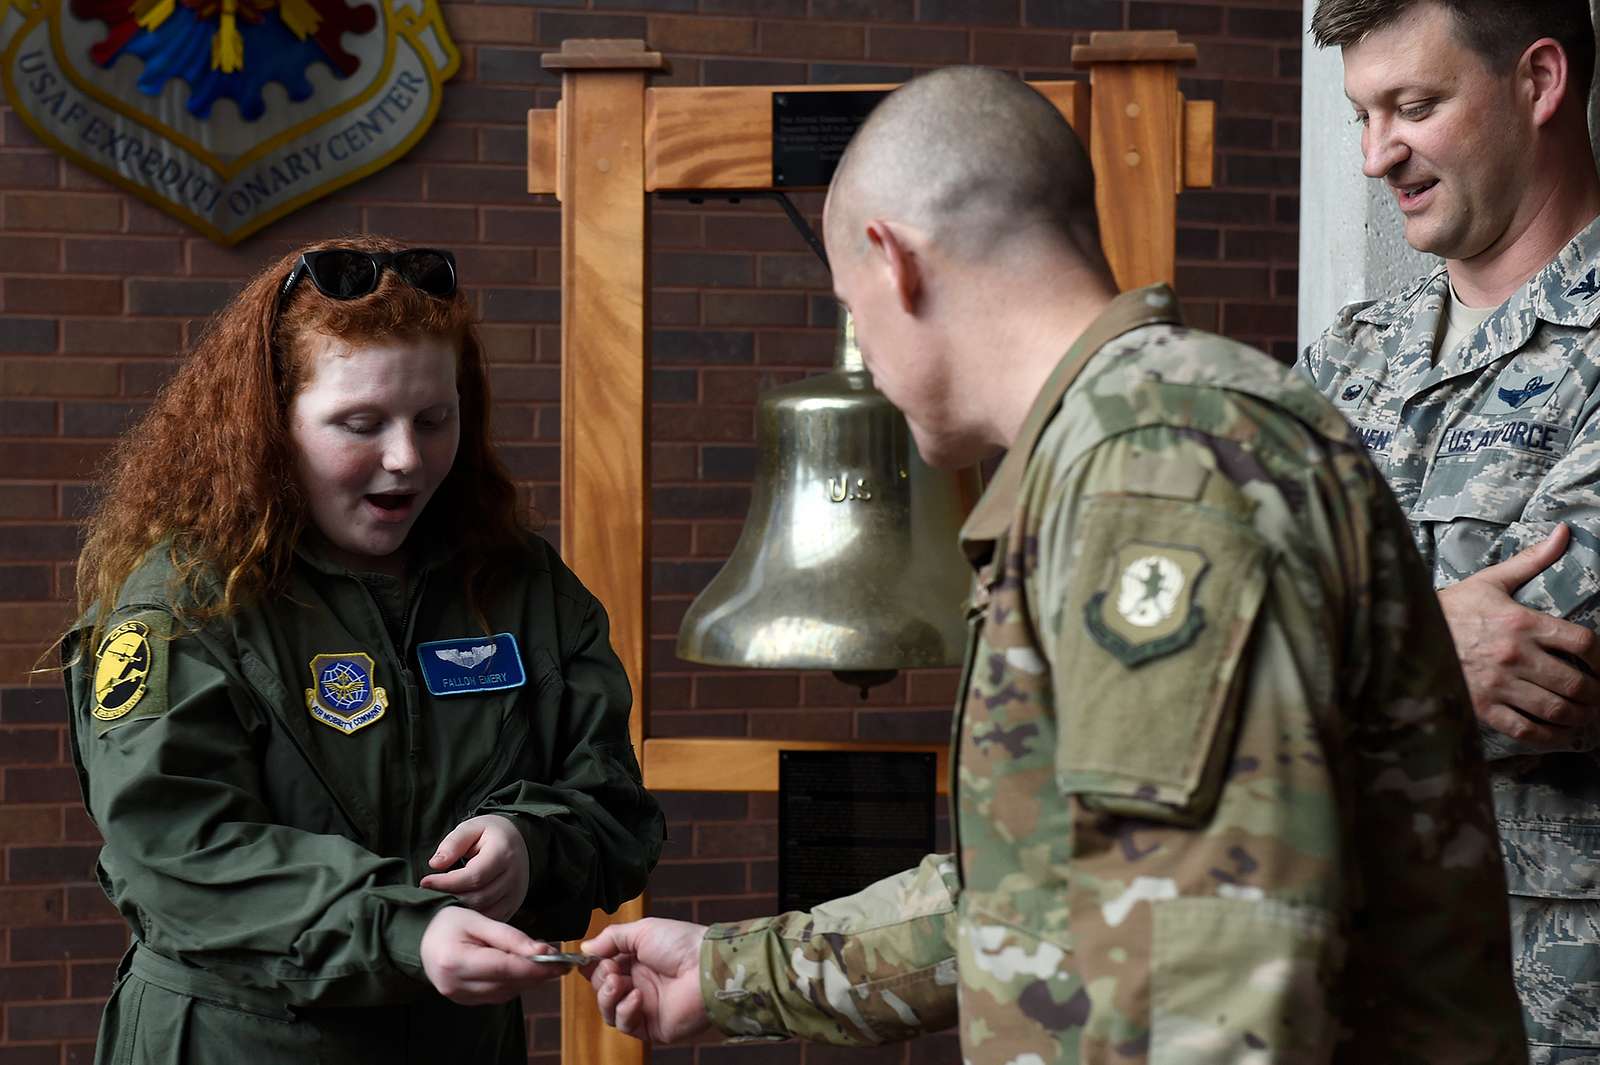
top-left (1085, 542), bottom-right (1209, 666)
top-left (91, 614), bottom-right (169, 734)
top-left (304, 652), bottom-right (388, 734)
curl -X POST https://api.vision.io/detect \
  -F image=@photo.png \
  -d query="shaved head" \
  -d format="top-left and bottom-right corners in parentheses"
top-left (826, 66), bottom-right (1106, 273)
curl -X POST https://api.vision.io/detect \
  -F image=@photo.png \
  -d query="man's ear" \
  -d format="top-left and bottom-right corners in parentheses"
top-left (1521, 37), bottom-right (1570, 127)
top-left (865, 219), bottom-right (922, 314)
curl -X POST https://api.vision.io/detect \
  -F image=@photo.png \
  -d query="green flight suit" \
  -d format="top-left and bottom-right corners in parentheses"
top-left (62, 534), bottom-right (664, 1065)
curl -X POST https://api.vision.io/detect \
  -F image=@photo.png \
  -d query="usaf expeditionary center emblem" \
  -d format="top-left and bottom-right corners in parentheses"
top-left (1085, 542), bottom-right (1209, 666)
top-left (0, 0), bottom-right (457, 243)
top-left (305, 652), bottom-right (388, 734)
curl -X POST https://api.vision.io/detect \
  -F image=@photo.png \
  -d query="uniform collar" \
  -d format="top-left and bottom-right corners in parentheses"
top-left (958, 284), bottom-right (1184, 563)
top-left (293, 527), bottom-right (455, 580)
top-left (1353, 213), bottom-right (1600, 380)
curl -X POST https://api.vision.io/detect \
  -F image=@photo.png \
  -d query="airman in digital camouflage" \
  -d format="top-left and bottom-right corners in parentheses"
top-left (1301, 4), bottom-right (1600, 1060)
top-left (581, 66), bottom-right (1527, 1062)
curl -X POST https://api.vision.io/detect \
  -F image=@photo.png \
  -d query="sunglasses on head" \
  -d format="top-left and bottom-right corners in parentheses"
top-left (278, 247), bottom-right (458, 305)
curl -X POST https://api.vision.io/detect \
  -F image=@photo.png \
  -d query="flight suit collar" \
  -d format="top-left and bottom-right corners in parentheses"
top-left (959, 284), bottom-right (1184, 565)
top-left (293, 525), bottom-right (456, 580)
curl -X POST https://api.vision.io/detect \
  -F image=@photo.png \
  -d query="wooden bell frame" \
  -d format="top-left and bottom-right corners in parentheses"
top-left (523, 32), bottom-right (1215, 1064)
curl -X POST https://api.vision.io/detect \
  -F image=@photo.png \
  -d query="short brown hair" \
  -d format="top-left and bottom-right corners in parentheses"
top-left (1312, 0), bottom-right (1595, 95)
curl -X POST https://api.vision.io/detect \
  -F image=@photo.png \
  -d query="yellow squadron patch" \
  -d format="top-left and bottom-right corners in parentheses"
top-left (91, 617), bottom-right (170, 729)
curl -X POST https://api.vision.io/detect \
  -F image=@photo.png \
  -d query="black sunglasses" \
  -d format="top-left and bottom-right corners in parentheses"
top-left (278, 247), bottom-right (458, 305)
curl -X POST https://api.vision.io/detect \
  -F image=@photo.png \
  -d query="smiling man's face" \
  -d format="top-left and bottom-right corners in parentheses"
top-left (1343, 1), bottom-right (1533, 262)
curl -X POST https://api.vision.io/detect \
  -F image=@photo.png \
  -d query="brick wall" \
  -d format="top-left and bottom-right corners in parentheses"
top-left (0, 1), bottom-right (1302, 1062)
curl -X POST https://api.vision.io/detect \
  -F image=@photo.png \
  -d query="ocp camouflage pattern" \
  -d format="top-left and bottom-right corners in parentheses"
top-left (1299, 214), bottom-right (1600, 1059)
top-left (702, 285), bottom-right (1527, 1062)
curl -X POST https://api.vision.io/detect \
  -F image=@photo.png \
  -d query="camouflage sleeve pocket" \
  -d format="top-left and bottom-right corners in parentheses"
top-left (1056, 495), bottom-right (1269, 825)
top-left (1149, 896), bottom-right (1337, 1062)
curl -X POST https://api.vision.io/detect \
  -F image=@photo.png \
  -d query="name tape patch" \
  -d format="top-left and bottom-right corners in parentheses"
top-left (417, 632), bottom-right (526, 697)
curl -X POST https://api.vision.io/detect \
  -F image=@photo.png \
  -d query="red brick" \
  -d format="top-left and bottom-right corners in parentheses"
top-left (0, 964), bottom-right (64, 1002)
top-left (695, 672), bottom-right (799, 708)
top-left (7, 1002), bottom-right (105, 1041)
top-left (0, 237), bottom-right (60, 270)
top-left (695, 821), bottom-right (776, 857)
top-left (648, 859), bottom-right (748, 897)
top-left (6, 194), bottom-right (121, 232)
top-left (747, 709), bottom-right (853, 740)
top-left (8, 921), bottom-right (126, 962)
top-left (0, 886), bottom-right (62, 925)
top-left (5, 278), bottom-right (122, 316)
top-left (445, 5), bottom-right (533, 44)
top-left (61, 318), bottom-right (180, 356)
top-left (0, 442), bottom-right (110, 479)
top-left (971, 29), bottom-right (1073, 68)
top-left (3, 765), bottom-right (82, 803)
top-left (704, 292), bottom-right (806, 326)
top-left (65, 885), bottom-right (118, 923)
top-left (649, 15), bottom-right (758, 54)
top-left (0, 724), bottom-right (59, 766)
top-left (867, 26), bottom-right (969, 64)
top-left (760, 20), bottom-right (864, 58)
top-left (62, 806), bottom-right (99, 843)
top-left (0, 1045), bottom-right (59, 1065)
top-left (63, 238), bottom-right (184, 276)
top-left (69, 960), bottom-right (117, 999)
top-left (9, 843), bottom-right (101, 882)
top-left (0, 360), bottom-right (119, 398)
top-left (0, 485), bottom-right (57, 518)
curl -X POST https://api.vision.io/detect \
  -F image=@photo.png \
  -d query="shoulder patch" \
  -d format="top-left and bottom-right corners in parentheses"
top-left (1085, 543), bottom-right (1209, 666)
top-left (91, 614), bottom-right (170, 735)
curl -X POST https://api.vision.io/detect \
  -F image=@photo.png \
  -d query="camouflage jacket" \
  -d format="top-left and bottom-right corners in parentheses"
top-left (1298, 215), bottom-right (1600, 1057)
top-left (700, 286), bottom-right (1526, 1062)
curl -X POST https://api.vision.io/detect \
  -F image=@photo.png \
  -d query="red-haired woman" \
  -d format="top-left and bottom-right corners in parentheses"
top-left (59, 237), bottom-right (664, 1064)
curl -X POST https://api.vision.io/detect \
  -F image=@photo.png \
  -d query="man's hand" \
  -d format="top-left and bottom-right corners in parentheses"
top-left (420, 814), bottom-right (529, 921)
top-left (1438, 524), bottom-right (1600, 749)
top-left (419, 907), bottom-right (563, 1005)
top-left (582, 918), bottom-right (711, 1043)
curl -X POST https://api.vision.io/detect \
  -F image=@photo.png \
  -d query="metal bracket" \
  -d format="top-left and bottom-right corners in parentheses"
top-left (656, 189), bottom-right (829, 271)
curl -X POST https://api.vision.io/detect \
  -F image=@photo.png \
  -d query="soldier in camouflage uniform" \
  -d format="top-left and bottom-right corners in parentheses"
top-left (582, 67), bottom-right (1528, 1061)
top-left (1302, 4), bottom-right (1600, 1060)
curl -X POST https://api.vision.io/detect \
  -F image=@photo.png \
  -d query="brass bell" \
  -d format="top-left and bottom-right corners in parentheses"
top-left (676, 308), bottom-right (981, 693)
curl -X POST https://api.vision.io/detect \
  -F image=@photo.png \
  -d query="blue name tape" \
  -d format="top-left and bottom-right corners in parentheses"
top-left (416, 633), bottom-right (526, 697)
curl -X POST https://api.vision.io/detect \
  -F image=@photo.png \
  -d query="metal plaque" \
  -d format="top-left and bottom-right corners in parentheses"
top-left (772, 90), bottom-right (888, 188)
top-left (778, 749), bottom-right (936, 914)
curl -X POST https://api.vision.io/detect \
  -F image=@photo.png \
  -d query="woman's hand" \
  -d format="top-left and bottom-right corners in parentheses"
top-left (419, 907), bottom-right (563, 1004)
top-left (420, 814), bottom-right (530, 920)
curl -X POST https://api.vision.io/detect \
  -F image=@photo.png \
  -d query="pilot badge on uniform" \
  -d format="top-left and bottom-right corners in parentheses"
top-left (305, 652), bottom-right (388, 734)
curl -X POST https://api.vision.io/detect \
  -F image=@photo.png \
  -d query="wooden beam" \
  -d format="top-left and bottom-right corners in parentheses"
top-left (526, 80), bottom-right (1087, 196)
top-left (550, 37), bottom-right (657, 1065)
top-left (1183, 98), bottom-right (1216, 190)
top-left (1077, 35), bottom-right (1187, 288)
top-left (643, 738), bottom-right (949, 794)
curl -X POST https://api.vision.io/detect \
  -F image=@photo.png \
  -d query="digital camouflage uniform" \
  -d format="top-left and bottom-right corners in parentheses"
top-left (61, 533), bottom-right (664, 1065)
top-left (1298, 215), bottom-right (1600, 1065)
top-left (700, 285), bottom-right (1527, 1063)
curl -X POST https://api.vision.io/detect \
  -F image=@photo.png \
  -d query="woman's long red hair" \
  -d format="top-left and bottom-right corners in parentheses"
top-left (74, 236), bottom-right (528, 643)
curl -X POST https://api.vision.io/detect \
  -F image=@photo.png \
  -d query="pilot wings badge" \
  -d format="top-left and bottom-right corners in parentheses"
top-left (435, 643), bottom-right (495, 671)
top-left (1, 0), bottom-right (457, 243)
top-left (305, 652), bottom-right (388, 734)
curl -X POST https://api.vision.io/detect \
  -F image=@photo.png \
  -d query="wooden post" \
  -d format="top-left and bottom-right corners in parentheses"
top-left (543, 37), bottom-right (667, 1065)
top-left (1073, 31), bottom-right (1200, 289)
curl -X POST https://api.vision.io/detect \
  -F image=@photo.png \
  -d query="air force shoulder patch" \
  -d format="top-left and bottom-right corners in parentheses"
top-left (91, 614), bottom-right (171, 734)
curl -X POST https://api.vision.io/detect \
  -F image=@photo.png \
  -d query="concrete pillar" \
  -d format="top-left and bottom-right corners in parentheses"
top-left (1295, 3), bottom-right (1435, 353)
